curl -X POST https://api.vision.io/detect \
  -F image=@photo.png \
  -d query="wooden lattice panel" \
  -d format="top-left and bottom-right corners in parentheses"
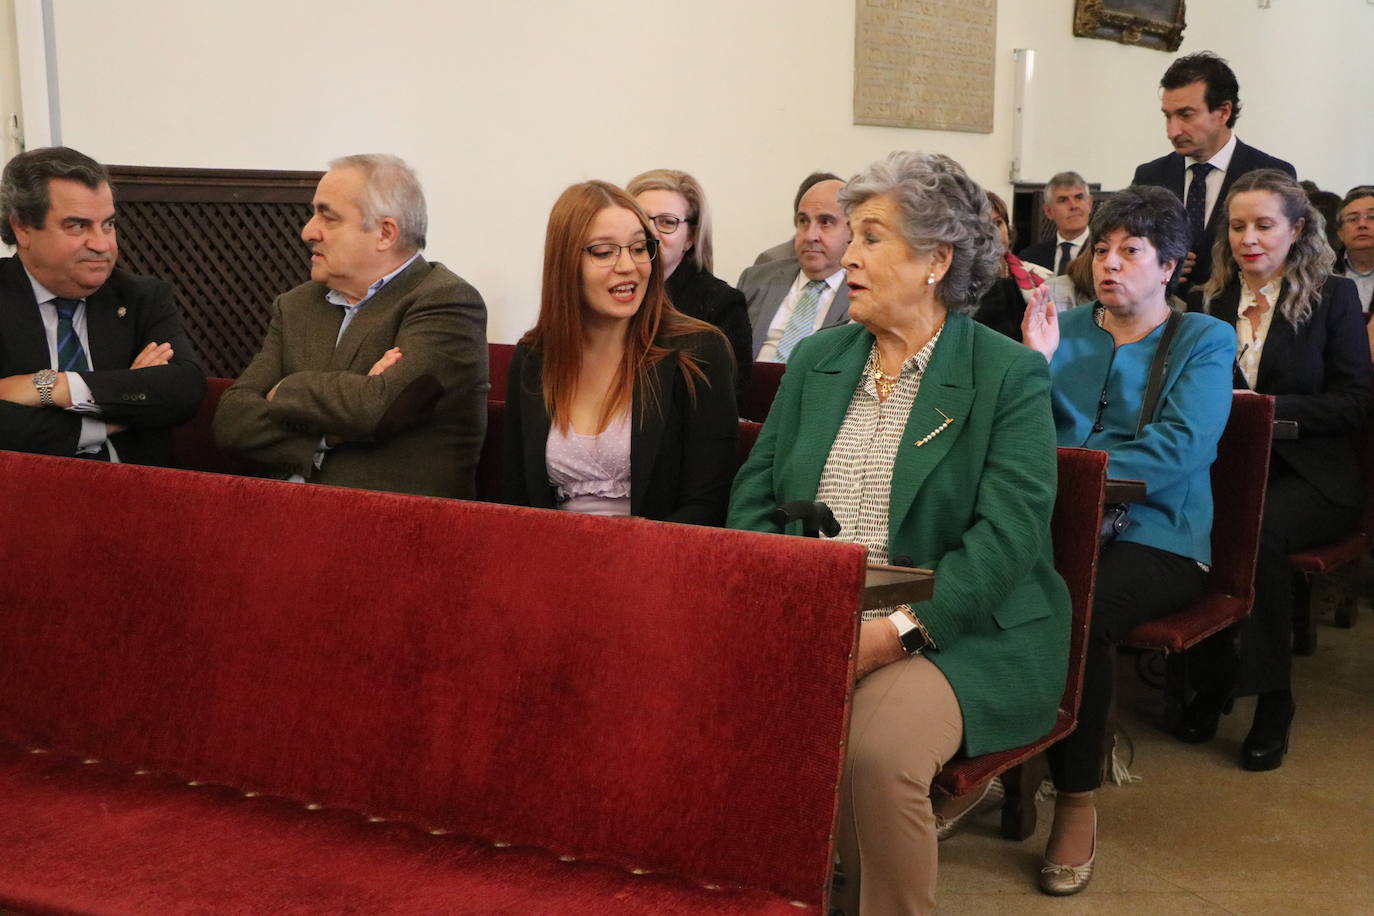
top-left (109, 166), bottom-right (323, 379)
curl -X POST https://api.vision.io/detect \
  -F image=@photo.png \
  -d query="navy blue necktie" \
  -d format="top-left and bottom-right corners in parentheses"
top-left (1056, 241), bottom-right (1074, 276)
top-left (52, 298), bottom-right (91, 372)
top-left (1185, 162), bottom-right (1214, 252)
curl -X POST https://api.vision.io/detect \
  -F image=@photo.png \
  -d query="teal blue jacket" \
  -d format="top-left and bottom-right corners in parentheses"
top-left (728, 315), bottom-right (1070, 757)
top-left (1050, 306), bottom-right (1234, 565)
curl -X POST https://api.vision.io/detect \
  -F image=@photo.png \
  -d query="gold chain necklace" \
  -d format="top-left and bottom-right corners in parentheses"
top-left (868, 348), bottom-right (903, 401)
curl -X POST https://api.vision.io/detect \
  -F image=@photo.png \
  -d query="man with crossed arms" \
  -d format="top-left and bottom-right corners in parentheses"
top-left (0, 146), bottom-right (204, 465)
top-left (215, 154), bottom-right (488, 498)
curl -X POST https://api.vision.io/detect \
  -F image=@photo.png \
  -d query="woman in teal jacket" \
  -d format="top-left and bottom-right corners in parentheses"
top-left (729, 151), bottom-right (1069, 916)
top-left (1022, 186), bottom-right (1234, 897)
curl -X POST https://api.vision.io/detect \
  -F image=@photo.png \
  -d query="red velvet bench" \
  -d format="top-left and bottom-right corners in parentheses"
top-left (0, 450), bottom-right (867, 914)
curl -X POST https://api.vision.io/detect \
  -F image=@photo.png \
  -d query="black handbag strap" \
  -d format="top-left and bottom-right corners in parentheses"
top-left (1135, 310), bottom-right (1183, 438)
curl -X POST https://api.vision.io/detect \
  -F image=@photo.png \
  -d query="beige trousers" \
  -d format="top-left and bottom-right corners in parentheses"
top-left (832, 654), bottom-right (964, 916)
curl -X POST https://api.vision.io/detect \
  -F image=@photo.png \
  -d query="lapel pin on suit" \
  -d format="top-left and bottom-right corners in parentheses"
top-left (915, 407), bottom-right (954, 447)
top-left (117, 306), bottom-right (127, 318)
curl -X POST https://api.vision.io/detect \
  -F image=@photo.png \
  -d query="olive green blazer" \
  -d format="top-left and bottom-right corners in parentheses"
top-left (214, 257), bottom-right (488, 498)
top-left (728, 314), bottom-right (1070, 756)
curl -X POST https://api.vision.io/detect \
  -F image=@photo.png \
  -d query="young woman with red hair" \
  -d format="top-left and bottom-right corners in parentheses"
top-left (503, 181), bottom-right (737, 524)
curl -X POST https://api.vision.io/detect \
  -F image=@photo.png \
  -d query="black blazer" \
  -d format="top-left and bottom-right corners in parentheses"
top-left (1192, 275), bottom-right (1373, 507)
top-left (664, 263), bottom-right (752, 397)
top-left (972, 276), bottom-right (1026, 343)
top-left (0, 256), bottom-right (205, 465)
top-left (1133, 139), bottom-right (1296, 288)
top-left (1016, 238), bottom-right (1073, 274)
top-left (502, 331), bottom-right (739, 525)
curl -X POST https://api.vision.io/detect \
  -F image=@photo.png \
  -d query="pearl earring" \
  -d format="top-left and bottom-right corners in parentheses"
top-left (926, 271), bottom-right (937, 285)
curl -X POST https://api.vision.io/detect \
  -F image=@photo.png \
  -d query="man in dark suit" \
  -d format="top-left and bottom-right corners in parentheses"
top-left (214, 154), bottom-right (488, 498)
top-left (737, 177), bottom-right (851, 362)
top-left (0, 146), bottom-right (204, 465)
top-left (1017, 171), bottom-right (1093, 274)
top-left (1334, 185), bottom-right (1374, 315)
top-left (1132, 52), bottom-right (1295, 288)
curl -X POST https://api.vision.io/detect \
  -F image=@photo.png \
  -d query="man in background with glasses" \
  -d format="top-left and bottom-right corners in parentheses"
top-left (737, 176), bottom-right (852, 362)
top-left (215, 154), bottom-right (488, 498)
top-left (1335, 186), bottom-right (1374, 316)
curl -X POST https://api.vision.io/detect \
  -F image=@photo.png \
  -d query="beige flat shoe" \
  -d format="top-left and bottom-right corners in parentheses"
top-left (935, 776), bottom-right (1004, 842)
top-left (1038, 811), bottom-right (1096, 896)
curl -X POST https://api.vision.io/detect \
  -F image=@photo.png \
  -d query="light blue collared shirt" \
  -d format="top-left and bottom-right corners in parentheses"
top-left (26, 269), bottom-right (119, 461)
top-left (324, 252), bottom-right (420, 344)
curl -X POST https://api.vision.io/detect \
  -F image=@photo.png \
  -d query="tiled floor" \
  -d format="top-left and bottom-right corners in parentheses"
top-left (938, 592), bottom-right (1374, 915)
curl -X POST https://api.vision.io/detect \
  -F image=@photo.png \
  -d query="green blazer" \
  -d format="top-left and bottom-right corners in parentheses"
top-left (728, 314), bottom-right (1070, 756)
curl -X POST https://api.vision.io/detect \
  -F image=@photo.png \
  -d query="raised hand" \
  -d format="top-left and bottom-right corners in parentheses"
top-left (1178, 250), bottom-right (1197, 282)
top-left (1020, 283), bottom-right (1060, 363)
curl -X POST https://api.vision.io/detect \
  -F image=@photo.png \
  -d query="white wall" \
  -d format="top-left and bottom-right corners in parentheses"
top-left (40, 0), bottom-right (1374, 343)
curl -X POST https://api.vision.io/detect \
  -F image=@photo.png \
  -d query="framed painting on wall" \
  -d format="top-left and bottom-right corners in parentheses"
top-left (1073, 0), bottom-right (1187, 52)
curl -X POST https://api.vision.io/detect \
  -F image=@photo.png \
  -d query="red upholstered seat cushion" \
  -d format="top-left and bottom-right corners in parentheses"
top-left (0, 453), bottom-right (865, 911)
top-left (0, 744), bottom-right (804, 915)
top-left (1287, 427), bottom-right (1374, 577)
top-left (936, 709), bottom-right (1075, 796)
top-left (1289, 533), bottom-right (1371, 575)
top-left (1124, 593), bottom-right (1250, 653)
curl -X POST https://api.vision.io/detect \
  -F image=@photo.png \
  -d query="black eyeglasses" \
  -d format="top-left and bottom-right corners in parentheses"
top-left (647, 214), bottom-right (695, 235)
top-left (583, 238), bottom-right (659, 265)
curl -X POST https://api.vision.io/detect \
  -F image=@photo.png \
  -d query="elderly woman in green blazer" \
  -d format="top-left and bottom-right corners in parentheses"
top-left (729, 151), bottom-right (1070, 916)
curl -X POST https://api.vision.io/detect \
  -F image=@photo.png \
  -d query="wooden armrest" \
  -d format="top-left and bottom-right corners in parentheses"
top-left (863, 564), bottom-right (935, 609)
top-left (1105, 478), bottom-right (1147, 504)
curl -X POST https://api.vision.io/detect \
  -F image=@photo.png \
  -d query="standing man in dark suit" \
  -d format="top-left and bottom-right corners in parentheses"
top-left (214, 154), bottom-right (488, 498)
top-left (1017, 171), bottom-right (1093, 274)
top-left (0, 146), bottom-right (204, 465)
top-left (1132, 52), bottom-right (1296, 287)
top-left (737, 177), bottom-right (851, 361)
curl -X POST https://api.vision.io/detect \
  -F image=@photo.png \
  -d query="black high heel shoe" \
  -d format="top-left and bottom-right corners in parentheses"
top-left (1242, 690), bottom-right (1295, 771)
top-left (1175, 687), bottom-right (1234, 744)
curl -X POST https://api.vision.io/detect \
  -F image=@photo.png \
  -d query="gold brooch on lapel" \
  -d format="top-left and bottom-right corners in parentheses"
top-left (117, 307), bottom-right (127, 318)
top-left (915, 408), bottom-right (954, 447)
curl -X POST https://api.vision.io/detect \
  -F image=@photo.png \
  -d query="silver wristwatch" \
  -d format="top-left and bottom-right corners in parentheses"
top-left (32, 369), bottom-right (58, 407)
top-left (888, 604), bottom-right (933, 655)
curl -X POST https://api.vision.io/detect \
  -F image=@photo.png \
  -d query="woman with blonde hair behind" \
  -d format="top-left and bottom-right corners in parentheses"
top-left (628, 169), bottom-right (752, 395)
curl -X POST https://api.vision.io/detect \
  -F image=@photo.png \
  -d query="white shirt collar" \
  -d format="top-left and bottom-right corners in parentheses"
top-left (791, 265), bottom-right (846, 295)
top-left (1197, 132), bottom-right (1238, 171)
top-left (1344, 253), bottom-right (1374, 279)
top-left (23, 266), bottom-right (75, 307)
top-left (1056, 229), bottom-right (1090, 247)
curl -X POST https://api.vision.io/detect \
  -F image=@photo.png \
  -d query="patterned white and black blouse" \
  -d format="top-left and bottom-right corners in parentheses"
top-left (816, 327), bottom-right (944, 621)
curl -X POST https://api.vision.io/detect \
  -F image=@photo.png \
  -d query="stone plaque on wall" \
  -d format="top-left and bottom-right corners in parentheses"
top-left (853, 0), bottom-right (997, 133)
